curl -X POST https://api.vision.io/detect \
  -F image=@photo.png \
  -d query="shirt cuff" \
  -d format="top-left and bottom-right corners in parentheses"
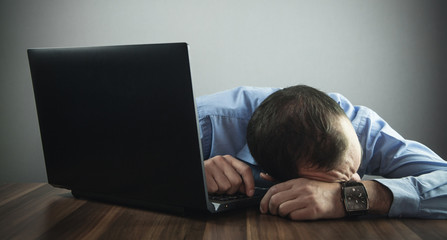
top-left (374, 178), bottom-right (420, 218)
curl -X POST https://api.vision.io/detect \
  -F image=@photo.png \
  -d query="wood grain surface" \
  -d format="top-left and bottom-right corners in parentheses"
top-left (1, 183), bottom-right (446, 240)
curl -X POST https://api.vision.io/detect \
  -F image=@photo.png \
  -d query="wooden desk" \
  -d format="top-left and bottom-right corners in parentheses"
top-left (1, 183), bottom-right (446, 239)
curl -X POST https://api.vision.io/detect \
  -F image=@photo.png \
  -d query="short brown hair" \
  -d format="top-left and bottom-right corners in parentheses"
top-left (246, 85), bottom-right (348, 181)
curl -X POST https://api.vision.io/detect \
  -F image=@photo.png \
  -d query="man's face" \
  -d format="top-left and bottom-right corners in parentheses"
top-left (298, 116), bottom-right (362, 182)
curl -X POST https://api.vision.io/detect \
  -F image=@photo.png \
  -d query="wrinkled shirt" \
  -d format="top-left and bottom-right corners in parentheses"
top-left (196, 86), bottom-right (447, 219)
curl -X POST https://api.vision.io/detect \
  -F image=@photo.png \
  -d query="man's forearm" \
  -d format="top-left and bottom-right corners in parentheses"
top-left (362, 180), bottom-right (392, 215)
top-left (373, 170), bottom-right (447, 219)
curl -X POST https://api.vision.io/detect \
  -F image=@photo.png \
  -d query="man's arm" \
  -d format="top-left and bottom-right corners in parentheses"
top-left (196, 86), bottom-right (280, 163)
top-left (363, 180), bottom-right (392, 215)
top-left (331, 93), bottom-right (447, 219)
top-left (196, 87), bottom-right (280, 196)
top-left (259, 93), bottom-right (447, 220)
top-left (374, 170), bottom-right (447, 218)
top-left (259, 178), bottom-right (392, 220)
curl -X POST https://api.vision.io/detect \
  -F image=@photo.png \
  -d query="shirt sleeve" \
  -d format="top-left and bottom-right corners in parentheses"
top-left (196, 86), bottom-right (279, 163)
top-left (330, 93), bottom-right (447, 219)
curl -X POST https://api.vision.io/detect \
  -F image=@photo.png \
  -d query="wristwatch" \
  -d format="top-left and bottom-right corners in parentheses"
top-left (340, 181), bottom-right (369, 216)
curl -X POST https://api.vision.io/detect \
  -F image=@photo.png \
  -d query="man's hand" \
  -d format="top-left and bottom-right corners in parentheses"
top-left (259, 178), bottom-right (393, 220)
top-left (259, 178), bottom-right (345, 220)
top-left (204, 155), bottom-right (255, 197)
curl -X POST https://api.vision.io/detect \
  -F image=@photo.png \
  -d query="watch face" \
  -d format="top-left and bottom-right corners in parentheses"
top-left (345, 186), bottom-right (368, 211)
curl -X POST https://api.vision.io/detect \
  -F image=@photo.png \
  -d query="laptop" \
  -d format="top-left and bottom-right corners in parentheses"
top-left (27, 43), bottom-right (267, 214)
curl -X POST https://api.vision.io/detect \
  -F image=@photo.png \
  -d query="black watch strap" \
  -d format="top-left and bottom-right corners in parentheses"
top-left (340, 181), bottom-right (369, 216)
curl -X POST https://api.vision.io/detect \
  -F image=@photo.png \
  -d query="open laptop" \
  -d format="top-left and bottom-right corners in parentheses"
top-left (27, 43), bottom-right (267, 214)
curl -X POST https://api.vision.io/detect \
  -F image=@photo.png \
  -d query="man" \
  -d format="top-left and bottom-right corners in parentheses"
top-left (197, 85), bottom-right (447, 220)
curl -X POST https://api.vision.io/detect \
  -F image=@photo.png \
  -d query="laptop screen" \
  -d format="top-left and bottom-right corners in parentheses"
top-left (28, 43), bottom-right (209, 212)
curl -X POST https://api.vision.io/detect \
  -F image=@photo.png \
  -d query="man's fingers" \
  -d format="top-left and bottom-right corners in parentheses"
top-left (351, 173), bottom-right (361, 182)
top-left (204, 171), bottom-right (219, 193)
top-left (204, 158), bottom-right (233, 194)
top-left (217, 156), bottom-right (244, 194)
top-left (260, 172), bottom-right (276, 182)
top-left (204, 155), bottom-right (254, 195)
top-left (260, 182), bottom-right (293, 214)
top-left (269, 190), bottom-right (300, 216)
top-left (223, 155), bottom-right (255, 196)
top-left (276, 197), bottom-right (307, 218)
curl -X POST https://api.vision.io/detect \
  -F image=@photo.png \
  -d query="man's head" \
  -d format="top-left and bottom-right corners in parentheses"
top-left (246, 85), bottom-right (362, 182)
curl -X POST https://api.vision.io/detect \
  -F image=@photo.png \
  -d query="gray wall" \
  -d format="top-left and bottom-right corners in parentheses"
top-left (1, 0), bottom-right (446, 183)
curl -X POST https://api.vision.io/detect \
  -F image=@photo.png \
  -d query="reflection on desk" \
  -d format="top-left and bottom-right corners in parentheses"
top-left (1, 183), bottom-right (446, 239)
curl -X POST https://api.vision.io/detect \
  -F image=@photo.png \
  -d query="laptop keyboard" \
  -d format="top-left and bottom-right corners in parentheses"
top-left (208, 187), bottom-right (270, 202)
top-left (208, 193), bottom-right (249, 202)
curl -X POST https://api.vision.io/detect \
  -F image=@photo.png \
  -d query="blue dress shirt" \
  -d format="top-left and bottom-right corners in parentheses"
top-left (196, 86), bottom-right (447, 219)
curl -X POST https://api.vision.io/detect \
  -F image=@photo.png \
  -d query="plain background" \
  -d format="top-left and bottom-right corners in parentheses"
top-left (1, 0), bottom-right (446, 183)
